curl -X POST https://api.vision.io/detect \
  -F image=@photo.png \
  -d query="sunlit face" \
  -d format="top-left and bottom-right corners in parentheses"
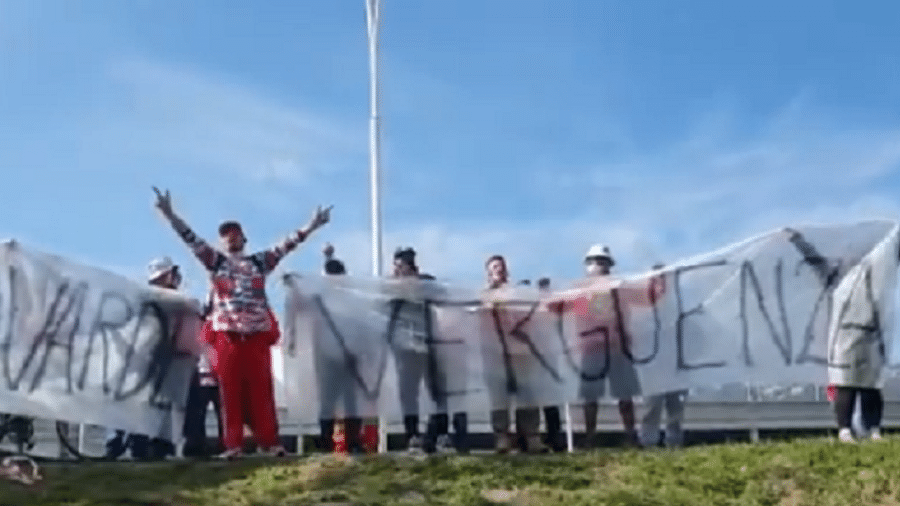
top-left (393, 258), bottom-right (416, 277)
top-left (219, 228), bottom-right (246, 253)
top-left (486, 258), bottom-right (508, 286)
top-left (584, 256), bottom-right (613, 276)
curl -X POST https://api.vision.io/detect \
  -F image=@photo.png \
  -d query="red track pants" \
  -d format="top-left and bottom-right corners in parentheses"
top-left (210, 331), bottom-right (280, 450)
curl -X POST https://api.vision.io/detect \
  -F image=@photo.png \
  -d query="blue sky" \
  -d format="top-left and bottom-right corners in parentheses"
top-left (2, 0), bottom-right (900, 300)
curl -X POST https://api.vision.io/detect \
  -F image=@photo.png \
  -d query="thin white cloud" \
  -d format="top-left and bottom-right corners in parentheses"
top-left (557, 99), bottom-right (900, 253)
top-left (100, 57), bottom-right (366, 185)
top-left (317, 99), bottom-right (900, 285)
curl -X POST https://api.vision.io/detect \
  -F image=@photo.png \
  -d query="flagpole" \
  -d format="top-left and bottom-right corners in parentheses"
top-left (366, 0), bottom-right (383, 279)
top-left (365, 0), bottom-right (389, 454)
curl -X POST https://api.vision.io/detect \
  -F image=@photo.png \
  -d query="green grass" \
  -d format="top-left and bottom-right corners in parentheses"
top-left (3, 436), bottom-right (900, 505)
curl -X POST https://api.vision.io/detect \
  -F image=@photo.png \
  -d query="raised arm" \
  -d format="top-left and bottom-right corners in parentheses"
top-left (255, 205), bottom-right (332, 275)
top-left (153, 187), bottom-right (222, 271)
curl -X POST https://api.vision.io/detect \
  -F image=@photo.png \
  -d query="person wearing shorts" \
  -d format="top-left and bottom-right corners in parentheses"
top-left (554, 244), bottom-right (665, 448)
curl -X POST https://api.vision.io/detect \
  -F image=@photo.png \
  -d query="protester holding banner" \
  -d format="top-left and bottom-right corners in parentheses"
top-left (826, 259), bottom-right (889, 442)
top-left (482, 255), bottom-right (547, 454)
top-left (548, 245), bottom-right (666, 448)
top-left (105, 257), bottom-right (182, 460)
top-left (387, 247), bottom-right (468, 454)
top-left (537, 277), bottom-right (565, 452)
top-left (153, 187), bottom-right (331, 459)
top-left (638, 263), bottom-right (688, 449)
top-left (822, 228), bottom-right (900, 443)
top-left (181, 289), bottom-right (224, 458)
top-left (314, 244), bottom-right (365, 454)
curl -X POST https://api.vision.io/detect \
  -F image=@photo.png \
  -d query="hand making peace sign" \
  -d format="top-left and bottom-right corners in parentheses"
top-left (152, 186), bottom-right (174, 217)
top-left (307, 205), bottom-right (333, 232)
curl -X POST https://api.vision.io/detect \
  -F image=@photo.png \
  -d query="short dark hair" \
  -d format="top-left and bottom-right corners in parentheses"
top-left (218, 220), bottom-right (243, 236)
top-left (537, 277), bottom-right (550, 289)
top-left (393, 247), bottom-right (418, 271)
top-left (324, 259), bottom-right (346, 275)
top-left (485, 254), bottom-right (506, 268)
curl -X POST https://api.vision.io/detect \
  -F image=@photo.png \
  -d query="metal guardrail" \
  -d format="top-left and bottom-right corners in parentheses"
top-left (9, 397), bottom-right (900, 458)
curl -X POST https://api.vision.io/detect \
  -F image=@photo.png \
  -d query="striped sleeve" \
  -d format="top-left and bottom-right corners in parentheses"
top-left (258, 229), bottom-right (307, 274)
top-left (168, 214), bottom-right (222, 271)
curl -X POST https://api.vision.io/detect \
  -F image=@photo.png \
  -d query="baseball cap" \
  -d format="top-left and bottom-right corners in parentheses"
top-left (218, 220), bottom-right (243, 236)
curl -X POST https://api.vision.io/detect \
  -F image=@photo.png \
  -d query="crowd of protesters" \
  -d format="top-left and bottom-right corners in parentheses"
top-left (104, 188), bottom-right (882, 461)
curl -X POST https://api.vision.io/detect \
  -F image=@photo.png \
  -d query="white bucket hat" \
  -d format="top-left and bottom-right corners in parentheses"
top-left (147, 256), bottom-right (177, 282)
top-left (584, 244), bottom-right (615, 266)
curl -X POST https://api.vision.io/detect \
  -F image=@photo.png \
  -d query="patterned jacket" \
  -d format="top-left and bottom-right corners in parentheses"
top-left (170, 216), bottom-right (307, 334)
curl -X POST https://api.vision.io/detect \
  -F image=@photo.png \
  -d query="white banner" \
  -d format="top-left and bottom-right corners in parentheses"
top-left (0, 241), bottom-right (202, 440)
top-left (280, 221), bottom-right (900, 423)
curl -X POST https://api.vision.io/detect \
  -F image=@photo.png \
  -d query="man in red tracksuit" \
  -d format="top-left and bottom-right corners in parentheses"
top-left (153, 187), bottom-right (332, 459)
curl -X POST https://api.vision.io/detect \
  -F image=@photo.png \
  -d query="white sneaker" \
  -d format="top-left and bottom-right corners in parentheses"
top-left (435, 434), bottom-right (454, 454)
top-left (869, 428), bottom-right (883, 441)
top-left (216, 448), bottom-right (243, 460)
top-left (838, 427), bottom-right (855, 443)
top-left (406, 435), bottom-right (424, 454)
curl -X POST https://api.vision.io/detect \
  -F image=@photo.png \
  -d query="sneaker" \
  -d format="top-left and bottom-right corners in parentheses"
top-left (624, 430), bottom-right (641, 448)
top-left (526, 435), bottom-right (550, 454)
top-left (264, 446), bottom-right (287, 457)
top-left (494, 433), bottom-right (512, 454)
top-left (216, 448), bottom-right (243, 460)
top-left (406, 435), bottom-right (424, 454)
top-left (435, 434), bottom-right (454, 454)
top-left (870, 428), bottom-right (883, 441)
top-left (838, 427), bottom-right (855, 443)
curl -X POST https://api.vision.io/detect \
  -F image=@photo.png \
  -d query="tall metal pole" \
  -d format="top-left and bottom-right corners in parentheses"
top-left (366, 0), bottom-right (383, 278)
top-left (365, 0), bottom-right (389, 454)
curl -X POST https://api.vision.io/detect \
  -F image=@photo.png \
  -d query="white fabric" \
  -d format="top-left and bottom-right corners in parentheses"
top-left (0, 241), bottom-right (202, 440)
top-left (277, 220), bottom-right (900, 422)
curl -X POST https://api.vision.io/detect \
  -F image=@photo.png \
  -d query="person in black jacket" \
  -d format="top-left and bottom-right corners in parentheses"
top-left (315, 244), bottom-right (365, 454)
top-left (390, 247), bottom-right (468, 454)
top-left (537, 277), bottom-right (565, 452)
top-left (181, 291), bottom-right (224, 458)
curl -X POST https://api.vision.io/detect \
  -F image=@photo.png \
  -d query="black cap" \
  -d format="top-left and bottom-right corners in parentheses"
top-left (324, 259), bottom-right (346, 275)
top-left (394, 247), bottom-right (416, 263)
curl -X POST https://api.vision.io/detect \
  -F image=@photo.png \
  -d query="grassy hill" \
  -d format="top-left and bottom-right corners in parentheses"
top-left (2, 436), bottom-right (898, 505)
